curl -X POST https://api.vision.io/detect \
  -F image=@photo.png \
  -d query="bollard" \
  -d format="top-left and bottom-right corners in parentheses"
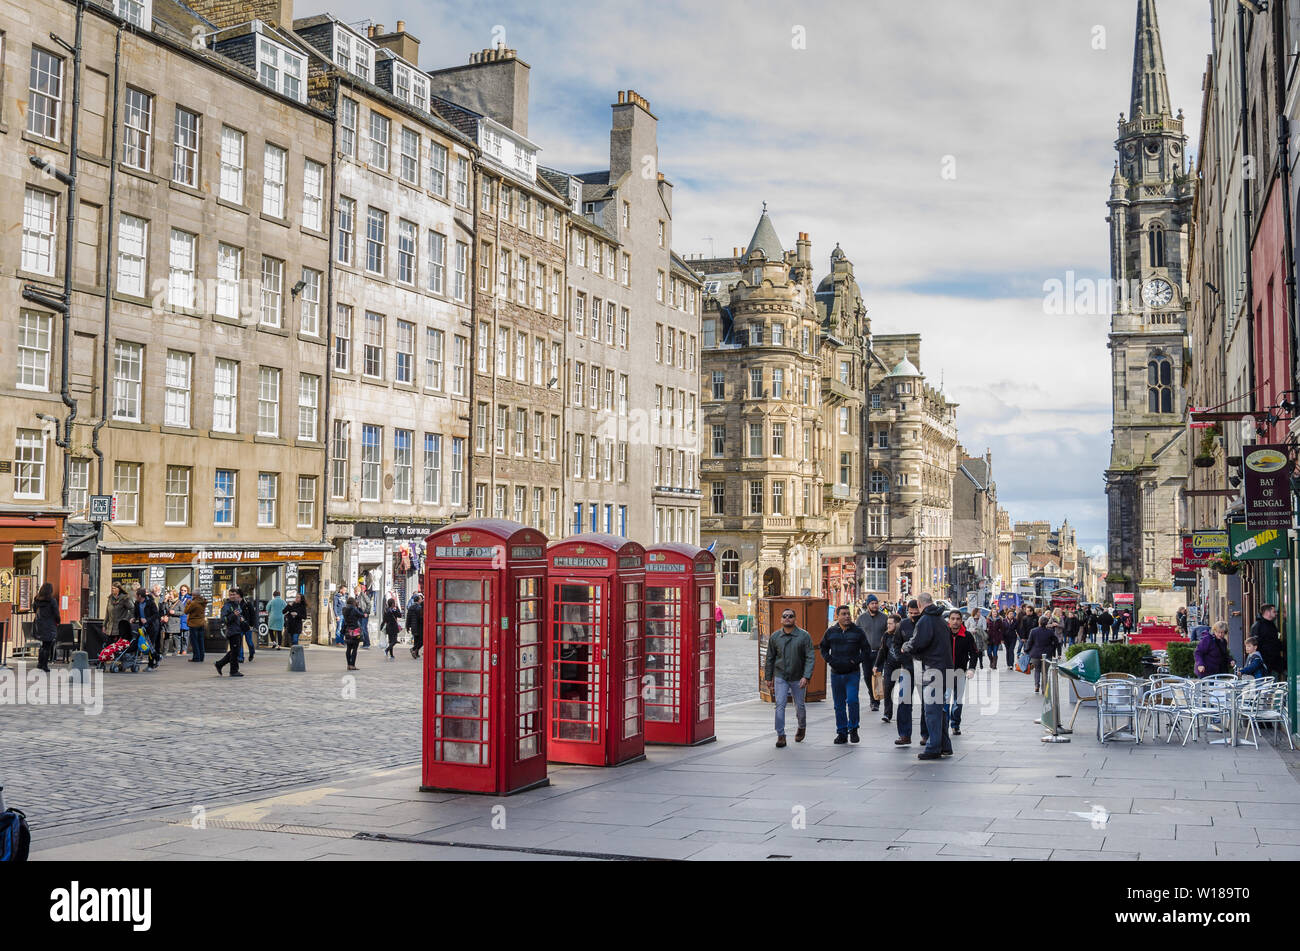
top-left (287, 644), bottom-right (306, 672)
top-left (68, 651), bottom-right (91, 685)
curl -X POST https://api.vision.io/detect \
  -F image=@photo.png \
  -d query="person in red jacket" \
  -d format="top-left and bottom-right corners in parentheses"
top-left (945, 610), bottom-right (980, 734)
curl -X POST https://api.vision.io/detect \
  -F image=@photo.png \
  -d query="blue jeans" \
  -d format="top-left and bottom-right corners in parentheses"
top-left (361, 615), bottom-right (371, 648)
top-left (830, 672), bottom-right (860, 734)
top-left (238, 629), bottom-right (255, 662)
top-left (334, 614), bottom-right (345, 644)
top-left (189, 627), bottom-right (206, 661)
top-left (945, 672), bottom-right (968, 730)
top-left (920, 666), bottom-right (952, 754)
top-left (773, 677), bottom-right (806, 737)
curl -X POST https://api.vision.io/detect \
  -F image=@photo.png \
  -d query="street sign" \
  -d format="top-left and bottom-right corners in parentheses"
top-left (1243, 444), bottom-right (1293, 531)
top-left (1228, 524), bottom-right (1292, 561)
top-left (1180, 533), bottom-right (1226, 569)
top-left (89, 495), bottom-right (113, 522)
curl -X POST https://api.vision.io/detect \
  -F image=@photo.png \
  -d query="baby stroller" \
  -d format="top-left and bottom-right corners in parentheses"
top-left (102, 628), bottom-right (157, 673)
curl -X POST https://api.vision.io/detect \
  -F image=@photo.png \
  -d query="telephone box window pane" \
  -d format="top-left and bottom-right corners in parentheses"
top-left (552, 584), bottom-right (601, 743)
top-left (644, 586), bottom-right (681, 723)
top-left (622, 581), bottom-right (643, 739)
top-left (698, 585), bottom-right (715, 721)
top-left (432, 577), bottom-right (490, 765)
top-left (516, 575), bottom-right (544, 761)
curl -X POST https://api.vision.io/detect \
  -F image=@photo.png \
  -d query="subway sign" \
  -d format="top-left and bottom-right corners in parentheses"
top-left (1229, 525), bottom-right (1291, 562)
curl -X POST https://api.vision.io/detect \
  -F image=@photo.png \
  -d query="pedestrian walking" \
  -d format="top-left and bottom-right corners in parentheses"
top-left (406, 593), bottom-right (425, 659)
top-left (355, 584), bottom-right (372, 649)
top-left (856, 595), bottom-right (888, 712)
top-left (986, 610), bottom-right (1005, 669)
top-left (284, 593), bottom-right (307, 647)
top-left (1025, 616), bottom-right (1058, 693)
top-left (105, 582), bottom-right (133, 642)
top-left (332, 585), bottom-right (348, 645)
top-left (1195, 621), bottom-right (1234, 677)
top-left (184, 591), bottom-right (208, 662)
top-left (764, 607), bottom-right (814, 748)
top-left (901, 592), bottom-right (952, 760)
top-left (946, 610), bottom-right (979, 735)
top-left (238, 590), bottom-right (258, 663)
top-left (32, 582), bottom-right (59, 673)
top-left (342, 597), bottom-right (363, 670)
top-left (889, 601), bottom-right (922, 744)
top-left (1098, 606), bottom-right (1114, 643)
top-left (714, 604), bottom-right (724, 636)
top-left (134, 587), bottom-right (161, 669)
top-left (161, 588), bottom-right (183, 655)
top-left (267, 590), bottom-right (287, 650)
top-left (383, 597), bottom-right (402, 659)
top-left (872, 612), bottom-right (906, 727)
top-left (965, 608), bottom-right (988, 670)
top-left (821, 605), bottom-right (869, 744)
top-left (1251, 604), bottom-right (1285, 675)
top-left (214, 589), bottom-right (247, 677)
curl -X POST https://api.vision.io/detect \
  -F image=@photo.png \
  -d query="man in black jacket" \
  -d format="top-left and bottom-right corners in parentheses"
top-left (902, 593), bottom-right (953, 760)
top-left (877, 600), bottom-right (920, 743)
top-left (406, 593), bottom-right (425, 659)
top-left (214, 589), bottom-right (248, 678)
top-left (856, 596), bottom-right (888, 712)
top-left (821, 605), bottom-right (869, 744)
top-left (1252, 604), bottom-right (1285, 675)
top-left (134, 587), bottom-right (160, 668)
top-left (945, 610), bottom-right (980, 735)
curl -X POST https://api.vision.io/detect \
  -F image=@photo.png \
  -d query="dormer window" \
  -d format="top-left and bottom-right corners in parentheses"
top-left (257, 36), bottom-right (305, 103)
top-left (116, 0), bottom-right (150, 27)
top-left (389, 61), bottom-right (428, 111)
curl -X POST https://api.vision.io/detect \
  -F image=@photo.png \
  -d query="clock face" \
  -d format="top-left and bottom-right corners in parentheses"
top-left (1142, 279), bottom-right (1174, 308)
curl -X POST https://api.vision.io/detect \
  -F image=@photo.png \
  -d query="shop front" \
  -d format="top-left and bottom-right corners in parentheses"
top-left (821, 556), bottom-right (856, 609)
top-left (103, 545), bottom-right (329, 639)
top-left (0, 505), bottom-right (68, 662)
top-left (342, 521), bottom-right (447, 610)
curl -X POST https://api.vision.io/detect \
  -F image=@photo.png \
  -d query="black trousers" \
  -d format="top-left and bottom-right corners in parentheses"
top-left (37, 639), bottom-right (55, 670)
top-left (385, 630), bottom-right (398, 656)
top-left (345, 635), bottom-right (360, 667)
top-left (216, 633), bottom-right (242, 674)
top-left (412, 631), bottom-right (424, 655)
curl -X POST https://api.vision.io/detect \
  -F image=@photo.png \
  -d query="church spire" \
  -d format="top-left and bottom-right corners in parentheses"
top-left (1130, 0), bottom-right (1172, 118)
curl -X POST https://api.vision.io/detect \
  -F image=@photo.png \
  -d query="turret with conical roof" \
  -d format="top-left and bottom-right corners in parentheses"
top-left (746, 206), bottom-right (784, 262)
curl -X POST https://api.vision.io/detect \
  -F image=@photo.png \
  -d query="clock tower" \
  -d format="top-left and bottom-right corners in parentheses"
top-left (1104, 0), bottom-right (1192, 615)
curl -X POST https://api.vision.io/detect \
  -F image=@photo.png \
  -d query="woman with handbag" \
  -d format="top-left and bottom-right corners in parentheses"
top-left (342, 597), bottom-right (363, 670)
top-left (382, 597), bottom-right (402, 660)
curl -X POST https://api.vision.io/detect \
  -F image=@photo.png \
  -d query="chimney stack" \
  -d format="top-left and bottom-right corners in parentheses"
top-left (372, 21), bottom-right (421, 67)
top-left (427, 42), bottom-right (531, 136)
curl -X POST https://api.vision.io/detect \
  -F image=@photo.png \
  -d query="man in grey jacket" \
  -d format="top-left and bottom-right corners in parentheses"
top-left (857, 595), bottom-right (888, 712)
top-left (764, 608), bottom-right (815, 748)
top-left (901, 592), bottom-right (953, 760)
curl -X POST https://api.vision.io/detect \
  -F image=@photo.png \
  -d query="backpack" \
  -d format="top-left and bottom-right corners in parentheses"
top-left (0, 808), bottom-right (31, 862)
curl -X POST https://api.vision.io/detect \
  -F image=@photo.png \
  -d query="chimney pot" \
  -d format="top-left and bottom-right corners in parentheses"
top-left (396, 19), bottom-right (405, 32)
top-left (618, 91), bottom-right (625, 103)
top-left (374, 24), bottom-right (384, 36)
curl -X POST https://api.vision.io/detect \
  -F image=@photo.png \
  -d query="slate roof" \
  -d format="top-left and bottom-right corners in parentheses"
top-left (746, 211), bottom-right (784, 261)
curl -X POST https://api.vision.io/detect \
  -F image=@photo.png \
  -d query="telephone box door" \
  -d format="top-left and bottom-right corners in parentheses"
top-left (548, 580), bottom-right (607, 765)
top-left (424, 572), bottom-right (498, 791)
top-left (611, 578), bottom-right (645, 764)
top-left (695, 580), bottom-right (716, 743)
top-left (644, 581), bottom-right (683, 742)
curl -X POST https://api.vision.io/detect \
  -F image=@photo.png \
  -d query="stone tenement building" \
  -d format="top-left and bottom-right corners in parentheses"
top-left (4, 0), bottom-right (334, 616)
top-left (427, 46), bottom-right (569, 536)
top-left (1104, 0), bottom-right (1191, 617)
top-left (540, 89), bottom-right (702, 543)
top-left (862, 335), bottom-right (958, 602)
top-left (697, 213), bottom-right (865, 610)
top-left (285, 16), bottom-right (477, 604)
top-left (951, 448), bottom-right (1002, 602)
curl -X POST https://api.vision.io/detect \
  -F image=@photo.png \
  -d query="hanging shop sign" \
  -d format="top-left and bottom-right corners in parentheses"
top-left (1228, 524), bottom-right (1292, 562)
top-left (1243, 444), bottom-right (1293, 531)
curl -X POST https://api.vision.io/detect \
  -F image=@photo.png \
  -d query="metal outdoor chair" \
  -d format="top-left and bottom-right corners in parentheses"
top-left (1163, 680), bottom-right (1221, 745)
top-left (1097, 679), bottom-right (1141, 743)
top-left (1137, 683), bottom-right (1182, 742)
top-left (1239, 682), bottom-right (1295, 751)
top-left (1196, 680), bottom-right (1241, 745)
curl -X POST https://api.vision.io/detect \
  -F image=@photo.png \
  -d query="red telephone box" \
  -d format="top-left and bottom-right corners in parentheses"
top-left (644, 544), bottom-right (717, 746)
top-left (546, 534), bottom-right (646, 767)
top-left (421, 519), bottom-right (549, 796)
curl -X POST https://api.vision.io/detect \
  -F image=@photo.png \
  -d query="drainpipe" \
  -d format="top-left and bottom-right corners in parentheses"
top-left (1240, 0), bottom-right (1258, 413)
top-left (466, 162), bottom-right (481, 519)
top-left (322, 74), bottom-right (338, 551)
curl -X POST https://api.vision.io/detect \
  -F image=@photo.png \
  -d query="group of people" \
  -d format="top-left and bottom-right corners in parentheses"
top-left (103, 581), bottom-right (214, 669)
top-left (331, 582), bottom-right (425, 671)
top-left (764, 592), bottom-right (990, 761)
top-left (213, 588), bottom-right (309, 677)
top-left (1191, 603), bottom-right (1287, 680)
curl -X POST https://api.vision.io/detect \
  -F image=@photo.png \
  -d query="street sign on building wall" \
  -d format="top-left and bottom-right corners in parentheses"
top-left (1243, 444), bottom-right (1293, 531)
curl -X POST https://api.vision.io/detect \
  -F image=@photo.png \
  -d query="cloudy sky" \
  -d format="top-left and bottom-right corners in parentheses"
top-left (329, 0), bottom-right (1212, 552)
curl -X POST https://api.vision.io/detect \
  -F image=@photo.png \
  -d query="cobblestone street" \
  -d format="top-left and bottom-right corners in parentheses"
top-left (2, 633), bottom-right (760, 833)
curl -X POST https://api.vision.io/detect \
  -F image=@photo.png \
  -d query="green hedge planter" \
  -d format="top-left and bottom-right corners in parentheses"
top-left (1165, 642), bottom-right (1195, 678)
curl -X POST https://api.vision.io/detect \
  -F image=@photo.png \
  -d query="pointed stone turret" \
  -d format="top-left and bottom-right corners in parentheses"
top-left (746, 208), bottom-right (784, 262)
top-left (1130, 0), bottom-right (1172, 118)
